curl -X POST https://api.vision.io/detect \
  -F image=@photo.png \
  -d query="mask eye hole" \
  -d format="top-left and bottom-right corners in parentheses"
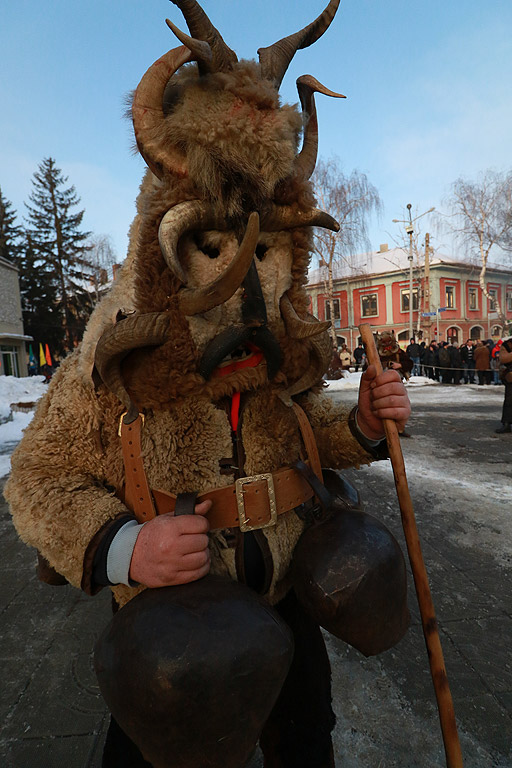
top-left (194, 235), bottom-right (220, 259)
top-left (255, 243), bottom-right (268, 261)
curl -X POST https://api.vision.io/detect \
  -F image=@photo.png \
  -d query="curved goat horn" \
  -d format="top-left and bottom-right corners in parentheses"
top-left (165, 19), bottom-right (213, 75)
top-left (94, 313), bottom-right (172, 409)
top-left (179, 212), bottom-right (260, 316)
top-left (285, 330), bottom-right (332, 398)
top-left (159, 200), bottom-right (227, 284)
top-left (294, 75), bottom-right (345, 181)
top-left (280, 292), bottom-right (331, 339)
top-left (261, 204), bottom-right (340, 232)
top-left (258, 0), bottom-right (341, 88)
top-left (171, 0), bottom-right (237, 72)
top-left (132, 45), bottom-right (193, 179)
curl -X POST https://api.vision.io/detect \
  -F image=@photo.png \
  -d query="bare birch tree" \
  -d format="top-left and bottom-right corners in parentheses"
top-left (87, 234), bottom-right (117, 305)
top-left (442, 170), bottom-right (512, 329)
top-left (312, 157), bottom-right (382, 347)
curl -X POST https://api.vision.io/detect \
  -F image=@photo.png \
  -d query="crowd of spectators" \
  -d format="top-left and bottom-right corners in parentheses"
top-left (325, 335), bottom-right (507, 388)
top-left (405, 337), bottom-right (504, 385)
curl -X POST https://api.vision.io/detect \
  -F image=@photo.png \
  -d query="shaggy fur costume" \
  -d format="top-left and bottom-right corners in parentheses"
top-left (5, 1), bottom-right (375, 613)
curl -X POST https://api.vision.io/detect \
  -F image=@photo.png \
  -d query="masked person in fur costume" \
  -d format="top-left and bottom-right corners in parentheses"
top-left (5, 2), bottom-right (411, 767)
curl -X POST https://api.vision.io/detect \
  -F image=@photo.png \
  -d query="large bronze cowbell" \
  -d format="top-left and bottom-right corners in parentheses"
top-left (292, 469), bottom-right (410, 657)
top-left (94, 576), bottom-right (294, 768)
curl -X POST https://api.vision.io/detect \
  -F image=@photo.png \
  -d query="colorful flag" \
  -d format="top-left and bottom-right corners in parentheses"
top-left (28, 344), bottom-right (37, 364)
top-left (45, 344), bottom-right (52, 367)
top-left (39, 343), bottom-right (46, 367)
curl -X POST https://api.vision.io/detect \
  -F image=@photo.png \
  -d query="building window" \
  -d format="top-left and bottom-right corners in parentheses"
top-left (361, 293), bottom-right (378, 317)
top-left (507, 291), bottom-right (512, 312)
top-left (470, 326), bottom-right (482, 340)
top-left (447, 327), bottom-right (459, 343)
top-left (468, 286), bottom-right (478, 310)
top-left (445, 285), bottom-right (455, 309)
top-left (0, 345), bottom-right (20, 377)
top-left (488, 289), bottom-right (498, 311)
top-left (325, 298), bottom-right (340, 320)
top-left (491, 325), bottom-right (502, 337)
top-left (400, 288), bottom-right (418, 312)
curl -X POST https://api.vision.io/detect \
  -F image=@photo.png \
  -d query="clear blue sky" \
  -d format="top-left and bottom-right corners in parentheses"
top-left (2, 0), bottom-right (511, 263)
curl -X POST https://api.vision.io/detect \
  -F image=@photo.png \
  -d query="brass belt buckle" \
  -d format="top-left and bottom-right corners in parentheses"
top-left (235, 473), bottom-right (277, 532)
top-left (118, 411), bottom-right (145, 437)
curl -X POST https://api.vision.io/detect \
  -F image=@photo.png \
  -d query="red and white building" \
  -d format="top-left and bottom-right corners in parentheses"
top-left (307, 245), bottom-right (512, 349)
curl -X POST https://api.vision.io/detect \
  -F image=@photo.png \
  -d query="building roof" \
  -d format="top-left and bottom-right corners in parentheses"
top-left (0, 256), bottom-right (19, 273)
top-left (307, 246), bottom-right (512, 287)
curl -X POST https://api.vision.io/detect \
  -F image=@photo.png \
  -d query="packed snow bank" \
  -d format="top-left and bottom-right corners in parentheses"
top-left (0, 376), bottom-right (46, 479)
top-left (324, 372), bottom-right (439, 392)
top-left (0, 375), bottom-right (46, 414)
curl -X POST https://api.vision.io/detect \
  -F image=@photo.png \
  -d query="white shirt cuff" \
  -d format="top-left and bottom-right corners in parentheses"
top-left (106, 520), bottom-right (145, 586)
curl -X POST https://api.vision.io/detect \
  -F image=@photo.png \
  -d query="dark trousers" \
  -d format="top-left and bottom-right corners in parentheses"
top-left (477, 370), bottom-right (492, 385)
top-left (102, 590), bottom-right (335, 768)
top-left (502, 382), bottom-right (512, 425)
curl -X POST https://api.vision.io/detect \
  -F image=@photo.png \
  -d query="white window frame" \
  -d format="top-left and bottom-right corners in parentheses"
top-left (400, 288), bottom-right (418, 313)
top-left (361, 292), bottom-right (378, 318)
top-left (325, 297), bottom-right (340, 321)
top-left (445, 284), bottom-right (456, 309)
top-left (468, 285), bottom-right (478, 311)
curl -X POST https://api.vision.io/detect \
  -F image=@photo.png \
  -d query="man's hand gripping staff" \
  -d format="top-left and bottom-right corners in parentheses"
top-left (357, 365), bottom-right (411, 441)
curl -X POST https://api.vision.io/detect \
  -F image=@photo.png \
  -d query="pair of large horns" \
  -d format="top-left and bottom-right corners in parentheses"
top-left (258, 0), bottom-right (341, 88)
top-left (133, 0), bottom-right (342, 179)
top-left (159, 199), bottom-right (339, 288)
top-left (167, 0), bottom-right (237, 75)
top-left (171, 0), bottom-right (341, 87)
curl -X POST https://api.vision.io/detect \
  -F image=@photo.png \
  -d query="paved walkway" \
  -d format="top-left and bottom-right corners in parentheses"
top-left (1, 385), bottom-right (511, 767)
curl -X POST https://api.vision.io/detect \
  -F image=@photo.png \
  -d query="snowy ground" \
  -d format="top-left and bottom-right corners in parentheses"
top-left (0, 376), bottom-right (47, 480)
top-left (325, 372), bottom-right (512, 572)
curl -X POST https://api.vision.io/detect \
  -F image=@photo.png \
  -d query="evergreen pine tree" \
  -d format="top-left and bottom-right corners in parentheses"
top-left (17, 232), bottom-right (64, 355)
top-left (0, 186), bottom-right (22, 263)
top-left (24, 157), bottom-right (94, 353)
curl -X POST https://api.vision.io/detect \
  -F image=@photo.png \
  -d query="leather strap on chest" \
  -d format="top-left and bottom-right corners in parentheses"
top-left (118, 401), bottom-right (323, 528)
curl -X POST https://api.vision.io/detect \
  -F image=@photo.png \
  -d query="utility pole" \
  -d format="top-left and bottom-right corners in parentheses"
top-left (393, 205), bottom-right (435, 341)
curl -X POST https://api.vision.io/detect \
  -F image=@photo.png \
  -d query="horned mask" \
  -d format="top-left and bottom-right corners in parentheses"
top-left (93, 0), bottom-right (344, 419)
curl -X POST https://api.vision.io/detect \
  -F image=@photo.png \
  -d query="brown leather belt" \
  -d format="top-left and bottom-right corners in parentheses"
top-left (119, 410), bottom-right (318, 531)
top-left (151, 468), bottom-right (315, 531)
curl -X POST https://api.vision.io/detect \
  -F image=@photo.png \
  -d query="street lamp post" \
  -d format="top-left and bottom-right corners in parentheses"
top-left (393, 205), bottom-right (435, 340)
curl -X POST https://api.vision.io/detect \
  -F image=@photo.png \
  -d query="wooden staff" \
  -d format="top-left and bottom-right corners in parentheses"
top-left (359, 323), bottom-right (463, 768)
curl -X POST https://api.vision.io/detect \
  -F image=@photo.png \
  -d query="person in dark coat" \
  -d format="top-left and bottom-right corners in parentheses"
top-left (496, 336), bottom-right (512, 432)
top-left (431, 342), bottom-right (440, 380)
top-left (460, 340), bottom-right (476, 384)
top-left (353, 343), bottom-right (365, 372)
top-left (406, 338), bottom-right (421, 376)
top-left (437, 342), bottom-right (451, 383)
top-left (447, 344), bottom-right (462, 385)
top-left (423, 344), bottom-right (435, 379)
